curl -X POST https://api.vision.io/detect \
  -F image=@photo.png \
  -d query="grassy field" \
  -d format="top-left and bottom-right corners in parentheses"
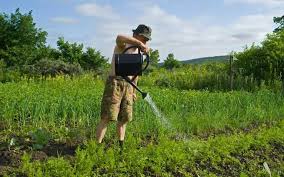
top-left (0, 75), bottom-right (283, 176)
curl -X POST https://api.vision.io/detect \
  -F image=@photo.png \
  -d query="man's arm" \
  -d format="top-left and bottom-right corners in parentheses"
top-left (116, 35), bottom-right (148, 52)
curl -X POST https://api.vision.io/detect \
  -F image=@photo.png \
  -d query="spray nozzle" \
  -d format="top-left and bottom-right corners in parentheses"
top-left (142, 92), bottom-right (148, 99)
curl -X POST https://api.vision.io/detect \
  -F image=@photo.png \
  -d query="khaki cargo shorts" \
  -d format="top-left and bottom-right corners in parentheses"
top-left (100, 76), bottom-right (134, 123)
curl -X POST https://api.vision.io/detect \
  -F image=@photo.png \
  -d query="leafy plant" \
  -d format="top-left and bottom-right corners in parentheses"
top-left (29, 128), bottom-right (51, 150)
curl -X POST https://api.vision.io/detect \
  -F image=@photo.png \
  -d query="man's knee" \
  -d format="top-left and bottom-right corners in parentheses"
top-left (99, 117), bottom-right (111, 125)
top-left (117, 119), bottom-right (129, 126)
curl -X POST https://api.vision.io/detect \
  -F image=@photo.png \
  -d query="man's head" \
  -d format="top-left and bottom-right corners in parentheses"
top-left (132, 24), bottom-right (152, 44)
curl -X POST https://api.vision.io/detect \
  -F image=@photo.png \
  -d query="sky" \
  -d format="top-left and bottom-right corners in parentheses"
top-left (1, 0), bottom-right (283, 61)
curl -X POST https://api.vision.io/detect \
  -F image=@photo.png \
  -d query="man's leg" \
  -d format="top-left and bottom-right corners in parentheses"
top-left (97, 76), bottom-right (122, 143)
top-left (117, 81), bottom-right (133, 148)
top-left (117, 121), bottom-right (127, 141)
top-left (96, 118), bottom-right (110, 143)
top-left (117, 120), bottom-right (127, 149)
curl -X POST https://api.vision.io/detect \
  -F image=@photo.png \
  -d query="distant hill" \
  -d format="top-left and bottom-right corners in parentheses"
top-left (159, 55), bottom-right (229, 66)
top-left (181, 55), bottom-right (229, 64)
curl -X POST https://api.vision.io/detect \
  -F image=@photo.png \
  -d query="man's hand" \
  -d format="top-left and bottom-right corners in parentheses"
top-left (139, 42), bottom-right (150, 53)
top-left (116, 35), bottom-right (149, 53)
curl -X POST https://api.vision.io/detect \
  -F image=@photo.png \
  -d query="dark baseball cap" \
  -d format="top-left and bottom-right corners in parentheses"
top-left (132, 24), bottom-right (152, 41)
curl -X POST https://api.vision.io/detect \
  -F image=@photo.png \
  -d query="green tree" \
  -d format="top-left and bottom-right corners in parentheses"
top-left (54, 38), bottom-right (109, 71)
top-left (0, 8), bottom-right (47, 67)
top-left (149, 49), bottom-right (160, 67)
top-left (235, 30), bottom-right (284, 84)
top-left (35, 59), bottom-right (82, 77)
top-left (235, 44), bottom-right (266, 84)
top-left (80, 47), bottom-right (108, 71)
top-left (262, 30), bottom-right (284, 81)
top-left (163, 53), bottom-right (181, 70)
top-left (56, 37), bottom-right (83, 64)
top-left (273, 15), bottom-right (284, 33)
top-left (235, 16), bottom-right (284, 85)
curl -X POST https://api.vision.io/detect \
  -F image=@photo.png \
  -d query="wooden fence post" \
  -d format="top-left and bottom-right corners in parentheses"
top-left (230, 55), bottom-right (233, 91)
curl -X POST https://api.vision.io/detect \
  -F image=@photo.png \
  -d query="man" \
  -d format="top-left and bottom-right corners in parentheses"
top-left (96, 24), bottom-right (152, 148)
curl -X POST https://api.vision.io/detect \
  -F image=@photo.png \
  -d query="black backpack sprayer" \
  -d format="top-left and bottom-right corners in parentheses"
top-left (115, 45), bottom-right (150, 99)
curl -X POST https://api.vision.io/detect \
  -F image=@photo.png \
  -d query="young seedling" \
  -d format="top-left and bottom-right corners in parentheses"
top-left (29, 128), bottom-right (51, 150)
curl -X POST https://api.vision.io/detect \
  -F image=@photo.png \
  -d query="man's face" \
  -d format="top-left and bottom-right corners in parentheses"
top-left (135, 34), bottom-right (149, 44)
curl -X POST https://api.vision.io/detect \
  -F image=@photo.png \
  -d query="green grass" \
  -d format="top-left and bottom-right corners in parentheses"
top-left (14, 120), bottom-right (284, 176)
top-left (0, 75), bottom-right (283, 176)
top-left (1, 75), bottom-right (283, 136)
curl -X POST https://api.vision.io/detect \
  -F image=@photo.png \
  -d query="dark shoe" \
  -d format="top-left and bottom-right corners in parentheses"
top-left (119, 140), bottom-right (124, 155)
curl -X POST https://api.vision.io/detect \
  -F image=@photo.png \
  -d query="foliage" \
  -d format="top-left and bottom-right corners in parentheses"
top-left (21, 153), bottom-right (74, 176)
top-left (46, 38), bottom-right (108, 73)
top-left (273, 15), bottom-right (284, 33)
top-left (0, 76), bottom-right (283, 176)
top-left (0, 9), bottom-right (108, 80)
top-left (0, 8), bottom-right (47, 67)
top-left (18, 119), bottom-right (284, 176)
top-left (0, 66), bottom-right (21, 83)
top-left (141, 62), bottom-right (268, 91)
top-left (80, 47), bottom-right (108, 71)
top-left (262, 30), bottom-right (284, 81)
top-left (163, 53), bottom-right (181, 70)
top-left (29, 128), bottom-right (52, 150)
top-left (1, 10), bottom-right (284, 177)
top-left (149, 48), bottom-right (160, 68)
top-left (1, 75), bottom-right (283, 136)
top-left (56, 37), bottom-right (83, 64)
top-left (34, 59), bottom-right (82, 77)
top-left (235, 30), bottom-right (284, 84)
top-left (0, 59), bottom-right (6, 81)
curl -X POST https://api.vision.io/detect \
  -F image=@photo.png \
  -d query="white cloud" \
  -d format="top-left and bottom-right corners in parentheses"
top-left (133, 4), bottom-right (278, 60)
top-left (230, 14), bottom-right (274, 41)
top-left (75, 3), bottom-right (120, 20)
top-left (71, 2), bottom-right (279, 61)
top-left (50, 17), bottom-right (78, 24)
